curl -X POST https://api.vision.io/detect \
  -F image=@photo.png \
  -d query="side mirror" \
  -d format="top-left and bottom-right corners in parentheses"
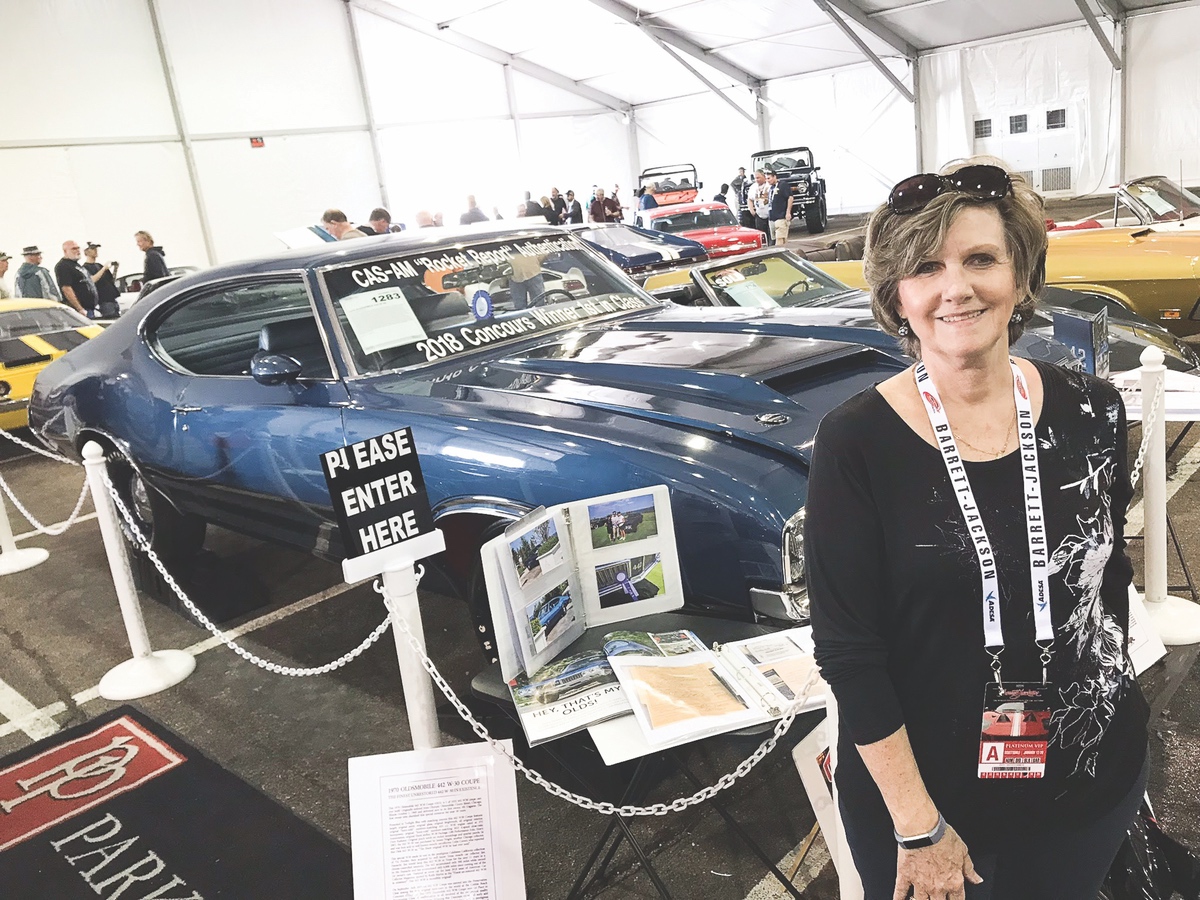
top-left (697, 181), bottom-right (704, 189)
top-left (251, 351), bottom-right (302, 385)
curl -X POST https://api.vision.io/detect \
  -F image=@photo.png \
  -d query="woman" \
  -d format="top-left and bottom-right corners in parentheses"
top-left (806, 160), bottom-right (1148, 900)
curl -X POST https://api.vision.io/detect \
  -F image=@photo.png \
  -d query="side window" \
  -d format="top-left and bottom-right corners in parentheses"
top-left (152, 280), bottom-right (333, 379)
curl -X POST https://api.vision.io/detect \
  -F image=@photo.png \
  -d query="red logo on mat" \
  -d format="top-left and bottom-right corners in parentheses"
top-left (0, 716), bottom-right (185, 851)
top-left (922, 391), bottom-right (940, 413)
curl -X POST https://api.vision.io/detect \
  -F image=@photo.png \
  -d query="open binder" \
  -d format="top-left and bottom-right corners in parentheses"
top-left (481, 485), bottom-right (825, 748)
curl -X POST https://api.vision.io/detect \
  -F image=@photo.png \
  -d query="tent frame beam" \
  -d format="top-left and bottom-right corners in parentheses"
top-left (813, 0), bottom-right (915, 102)
top-left (352, 0), bottom-right (630, 113)
top-left (145, 0), bottom-right (217, 265)
top-left (1072, 0), bottom-right (1123, 69)
top-left (583, 0), bottom-right (762, 88)
top-left (1095, 0), bottom-right (1127, 23)
top-left (344, 1), bottom-right (389, 209)
top-left (823, 0), bottom-right (917, 59)
top-left (652, 40), bottom-right (756, 124)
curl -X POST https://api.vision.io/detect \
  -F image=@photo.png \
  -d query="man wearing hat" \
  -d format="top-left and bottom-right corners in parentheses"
top-left (0, 252), bottom-right (12, 299)
top-left (54, 241), bottom-right (97, 317)
top-left (14, 246), bottom-right (64, 305)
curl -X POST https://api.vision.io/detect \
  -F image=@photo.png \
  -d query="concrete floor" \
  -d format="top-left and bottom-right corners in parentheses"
top-left (2, 391), bottom-right (1200, 897)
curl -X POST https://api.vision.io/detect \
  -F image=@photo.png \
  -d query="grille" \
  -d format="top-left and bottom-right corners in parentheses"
top-left (1041, 167), bottom-right (1072, 192)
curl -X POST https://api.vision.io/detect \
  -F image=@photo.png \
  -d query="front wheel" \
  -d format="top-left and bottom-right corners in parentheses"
top-left (106, 453), bottom-right (206, 563)
top-left (806, 197), bottom-right (828, 234)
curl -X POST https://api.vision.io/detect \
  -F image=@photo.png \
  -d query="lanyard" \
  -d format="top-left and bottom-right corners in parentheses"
top-left (915, 360), bottom-right (1054, 678)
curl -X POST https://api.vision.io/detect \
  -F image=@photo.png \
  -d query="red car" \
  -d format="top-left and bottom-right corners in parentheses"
top-left (634, 201), bottom-right (765, 259)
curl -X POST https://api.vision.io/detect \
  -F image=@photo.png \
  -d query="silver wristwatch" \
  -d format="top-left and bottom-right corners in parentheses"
top-left (894, 812), bottom-right (947, 850)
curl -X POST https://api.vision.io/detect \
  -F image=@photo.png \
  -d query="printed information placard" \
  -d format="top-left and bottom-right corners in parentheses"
top-left (348, 742), bottom-right (525, 900)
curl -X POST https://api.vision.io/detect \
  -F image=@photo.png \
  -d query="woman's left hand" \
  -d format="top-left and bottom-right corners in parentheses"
top-left (893, 824), bottom-right (982, 900)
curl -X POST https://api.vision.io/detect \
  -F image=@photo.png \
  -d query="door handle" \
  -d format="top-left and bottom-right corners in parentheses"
top-left (171, 405), bottom-right (202, 413)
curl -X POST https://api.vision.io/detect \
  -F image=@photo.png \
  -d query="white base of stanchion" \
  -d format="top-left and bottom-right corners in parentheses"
top-left (0, 547), bottom-right (50, 575)
top-left (98, 650), bottom-right (196, 701)
top-left (1144, 595), bottom-right (1200, 646)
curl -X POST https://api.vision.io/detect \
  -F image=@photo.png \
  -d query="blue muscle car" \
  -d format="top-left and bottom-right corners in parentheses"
top-left (30, 223), bottom-right (914, 657)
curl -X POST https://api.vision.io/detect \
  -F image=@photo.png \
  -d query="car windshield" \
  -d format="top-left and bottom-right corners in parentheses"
top-left (754, 149), bottom-right (813, 172)
top-left (321, 234), bottom-right (661, 373)
top-left (1125, 177), bottom-right (1200, 221)
top-left (653, 207), bottom-right (737, 233)
top-left (700, 254), bottom-right (852, 308)
top-left (0, 307), bottom-right (83, 338)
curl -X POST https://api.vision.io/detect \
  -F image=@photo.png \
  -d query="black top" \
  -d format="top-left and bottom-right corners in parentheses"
top-left (460, 206), bottom-right (489, 225)
top-left (768, 181), bottom-right (792, 220)
top-left (564, 200), bottom-right (584, 224)
top-left (54, 258), bottom-right (98, 310)
top-left (143, 246), bottom-right (169, 281)
top-left (83, 262), bottom-right (120, 304)
top-left (807, 361), bottom-right (1148, 850)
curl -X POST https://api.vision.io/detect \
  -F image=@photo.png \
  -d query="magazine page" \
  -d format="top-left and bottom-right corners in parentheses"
top-left (607, 650), bottom-right (771, 747)
top-left (565, 485), bottom-right (684, 628)
top-left (507, 650), bottom-right (631, 746)
top-left (717, 627), bottom-right (827, 716)
top-left (498, 507), bottom-right (586, 677)
top-left (602, 629), bottom-right (707, 658)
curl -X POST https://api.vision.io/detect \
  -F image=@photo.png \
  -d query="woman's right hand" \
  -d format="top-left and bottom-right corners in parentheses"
top-left (893, 825), bottom-right (982, 900)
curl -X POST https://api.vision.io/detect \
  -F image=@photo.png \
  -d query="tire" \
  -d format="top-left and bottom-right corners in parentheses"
top-left (806, 196), bottom-right (828, 234)
top-left (106, 453), bottom-right (206, 563)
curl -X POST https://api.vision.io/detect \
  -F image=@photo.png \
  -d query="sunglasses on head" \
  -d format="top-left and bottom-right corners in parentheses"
top-left (887, 164), bottom-right (1013, 215)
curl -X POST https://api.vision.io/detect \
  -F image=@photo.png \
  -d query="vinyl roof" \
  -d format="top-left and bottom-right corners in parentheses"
top-left (367, 0), bottom-right (1185, 107)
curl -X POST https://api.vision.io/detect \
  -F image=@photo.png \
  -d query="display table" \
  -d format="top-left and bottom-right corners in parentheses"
top-left (471, 611), bottom-right (823, 900)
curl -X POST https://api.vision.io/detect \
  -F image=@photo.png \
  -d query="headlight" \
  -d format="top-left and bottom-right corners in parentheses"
top-left (782, 507), bottom-right (806, 589)
top-left (795, 182), bottom-right (809, 196)
top-left (0, 381), bottom-right (10, 399)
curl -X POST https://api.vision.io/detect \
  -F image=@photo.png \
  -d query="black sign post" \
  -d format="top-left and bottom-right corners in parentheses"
top-left (321, 428), bottom-right (445, 748)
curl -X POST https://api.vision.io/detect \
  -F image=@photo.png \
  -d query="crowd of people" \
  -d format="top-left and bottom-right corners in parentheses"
top-left (0, 231), bottom-right (168, 319)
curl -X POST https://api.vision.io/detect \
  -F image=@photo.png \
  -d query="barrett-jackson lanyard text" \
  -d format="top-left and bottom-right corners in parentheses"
top-left (915, 360), bottom-right (1054, 682)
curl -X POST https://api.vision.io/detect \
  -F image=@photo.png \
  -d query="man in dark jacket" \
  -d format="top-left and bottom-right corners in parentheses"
top-left (563, 190), bottom-right (583, 224)
top-left (83, 242), bottom-right (121, 318)
top-left (55, 240), bottom-right (100, 317)
top-left (135, 231), bottom-right (169, 281)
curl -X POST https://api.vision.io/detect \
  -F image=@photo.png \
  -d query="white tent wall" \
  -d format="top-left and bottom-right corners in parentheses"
top-left (0, 143), bottom-right (206, 279)
top-left (917, 25), bottom-right (1121, 197)
top-left (1125, 4), bottom-right (1200, 185)
top-left (514, 115), bottom-right (635, 214)
top-left (765, 60), bottom-right (917, 215)
top-left (633, 91), bottom-right (758, 208)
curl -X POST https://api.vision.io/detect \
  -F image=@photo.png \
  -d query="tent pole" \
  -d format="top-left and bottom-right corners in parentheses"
top-left (345, 0), bottom-right (390, 210)
top-left (145, 0), bottom-right (217, 266)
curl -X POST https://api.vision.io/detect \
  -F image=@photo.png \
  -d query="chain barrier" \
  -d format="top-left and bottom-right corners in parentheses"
top-left (0, 472), bottom-right (91, 536)
top-left (1127, 377), bottom-right (1163, 494)
top-left (99, 466), bottom-right (394, 677)
top-left (0, 426), bottom-right (80, 466)
top-left (92, 447), bottom-right (816, 818)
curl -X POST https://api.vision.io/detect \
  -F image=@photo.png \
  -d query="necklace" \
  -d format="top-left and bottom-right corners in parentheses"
top-left (953, 408), bottom-right (1017, 459)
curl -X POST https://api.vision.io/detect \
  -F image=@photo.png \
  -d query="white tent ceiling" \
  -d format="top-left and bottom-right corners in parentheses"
top-left (365, 0), bottom-right (1192, 109)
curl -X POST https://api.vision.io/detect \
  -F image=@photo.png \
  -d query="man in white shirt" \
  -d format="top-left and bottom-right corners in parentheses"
top-left (750, 170), bottom-right (771, 240)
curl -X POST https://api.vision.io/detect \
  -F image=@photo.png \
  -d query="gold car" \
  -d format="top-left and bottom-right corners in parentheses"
top-left (0, 299), bottom-right (104, 430)
top-left (812, 226), bottom-right (1200, 338)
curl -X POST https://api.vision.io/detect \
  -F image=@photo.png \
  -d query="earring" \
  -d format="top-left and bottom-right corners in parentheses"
top-left (1010, 311), bottom-right (1022, 324)
top-left (897, 320), bottom-right (910, 337)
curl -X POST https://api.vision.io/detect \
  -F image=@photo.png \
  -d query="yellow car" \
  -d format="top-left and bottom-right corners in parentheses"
top-left (812, 226), bottom-right (1200, 338)
top-left (0, 299), bottom-right (104, 430)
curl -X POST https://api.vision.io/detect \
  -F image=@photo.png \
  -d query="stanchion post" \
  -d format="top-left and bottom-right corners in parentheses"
top-left (1138, 348), bottom-right (1200, 645)
top-left (380, 560), bottom-right (442, 750)
top-left (81, 441), bottom-right (196, 699)
top-left (0, 491), bottom-right (49, 576)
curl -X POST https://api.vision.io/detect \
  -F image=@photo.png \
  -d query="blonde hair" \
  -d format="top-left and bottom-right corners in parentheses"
top-left (863, 157), bottom-right (1047, 359)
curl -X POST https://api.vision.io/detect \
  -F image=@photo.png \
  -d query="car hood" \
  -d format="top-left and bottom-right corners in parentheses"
top-left (683, 226), bottom-right (762, 245)
top-left (356, 307), bottom-right (905, 464)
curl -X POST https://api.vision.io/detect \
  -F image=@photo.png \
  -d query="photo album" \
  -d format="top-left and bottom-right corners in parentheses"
top-left (482, 486), bottom-right (827, 748)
